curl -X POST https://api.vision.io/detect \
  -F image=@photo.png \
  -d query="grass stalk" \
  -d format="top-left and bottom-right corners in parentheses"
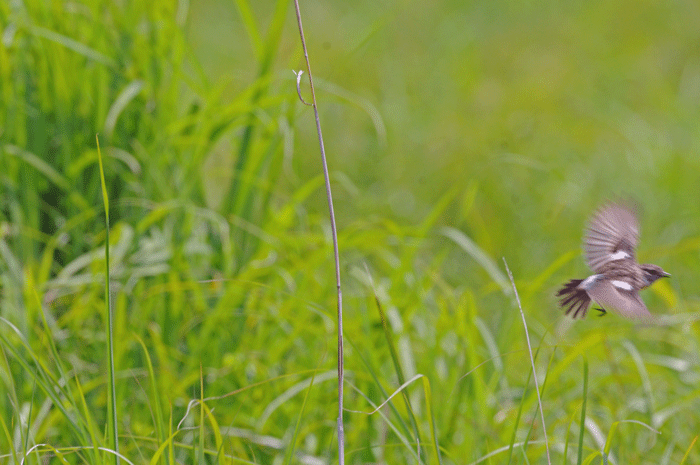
top-left (578, 357), bottom-right (588, 465)
top-left (680, 435), bottom-right (698, 465)
top-left (503, 258), bottom-right (550, 464)
top-left (292, 1), bottom-right (344, 462)
top-left (97, 135), bottom-right (119, 464)
top-left (368, 268), bottom-right (425, 462)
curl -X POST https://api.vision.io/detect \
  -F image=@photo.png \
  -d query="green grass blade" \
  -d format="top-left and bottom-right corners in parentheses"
top-left (522, 346), bottom-right (556, 455)
top-left (29, 25), bottom-right (116, 67)
top-left (198, 367), bottom-right (205, 464)
top-left (104, 80), bottom-right (145, 139)
top-left (134, 335), bottom-right (166, 459)
top-left (602, 421), bottom-right (619, 458)
top-left (563, 409), bottom-right (577, 463)
top-left (0, 413), bottom-right (19, 464)
top-left (232, 0), bottom-right (264, 60)
top-left (346, 338), bottom-right (414, 442)
top-left (371, 277), bottom-right (425, 462)
top-left (505, 351), bottom-right (534, 465)
top-left (96, 135), bottom-right (119, 464)
top-left (577, 357), bottom-right (588, 465)
top-left (421, 376), bottom-right (443, 465)
top-left (284, 369), bottom-right (317, 465)
top-left (680, 435), bottom-right (699, 465)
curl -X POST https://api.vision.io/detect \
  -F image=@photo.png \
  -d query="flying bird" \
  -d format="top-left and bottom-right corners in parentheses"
top-left (557, 202), bottom-right (669, 320)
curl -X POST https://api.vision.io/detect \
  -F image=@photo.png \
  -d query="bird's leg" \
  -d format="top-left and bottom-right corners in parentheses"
top-left (594, 307), bottom-right (607, 317)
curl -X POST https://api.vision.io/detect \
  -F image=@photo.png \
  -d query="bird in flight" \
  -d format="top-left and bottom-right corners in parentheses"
top-left (557, 202), bottom-right (669, 320)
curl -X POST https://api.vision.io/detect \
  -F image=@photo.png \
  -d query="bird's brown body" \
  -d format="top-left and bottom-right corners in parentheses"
top-left (557, 202), bottom-right (669, 320)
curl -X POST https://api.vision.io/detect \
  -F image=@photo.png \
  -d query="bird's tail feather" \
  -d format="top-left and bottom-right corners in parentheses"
top-left (557, 279), bottom-right (591, 319)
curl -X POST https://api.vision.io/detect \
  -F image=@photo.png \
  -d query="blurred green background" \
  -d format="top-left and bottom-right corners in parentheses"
top-left (1, 0), bottom-right (700, 463)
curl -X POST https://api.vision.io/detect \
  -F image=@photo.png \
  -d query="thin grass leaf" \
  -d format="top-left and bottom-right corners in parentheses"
top-left (96, 135), bottom-right (119, 464)
top-left (310, 77), bottom-right (388, 148)
top-left (74, 374), bottom-right (102, 463)
top-left (233, 0), bottom-right (264, 60)
top-left (168, 405), bottom-right (175, 465)
top-left (225, 0), bottom-right (290, 225)
top-left (31, 289), bottom-right (100, 463)
top-left (260, 0), bottom-right (289, 72)
top-left (421, 376), bottom-right (443, 465)
top-left (602, 422), bottom-right (619, 460)
top-left (563, 409), bottom-right (578, 463)
top-left (283, 369), bottom-right (317, 465)
top-left (205, 404), bottom-right (225, 465)
top-left (462, 291), bottom-right (487, 432)
top-left (505, 345), bottom-right (534, 465)
top-left (370, 273), bottom-right (425, 463)
top-left (257, 371), bottom-right (336, 429)
top-left (578, 357), bottom-right (588, 465)
top-left (32, 289), bottom-right (71, 398)
top-left (0, 317), bottom-right (83, 440)
top-left (345, 377), bottom-right (423, 463)
top-left (522, 347), bottom-right (557, 456)
top-left (680, 435), bottom-right (699, 465)
top-left (28, 25), bottom-right (117, 67)
top-left (104, 80), bottom-right (144, 139)
top-left (4, 144), bottom-right (72, 192)
top-left (0, 414), bottom-right (20, 464)
top-left (148, 409), bottom-right (179, 465)
top-left (134, 336), bottom-right (166, 454)
top-left (601, 419), bottom-right (659, 464)
top-left (504, 259), bottom-right (550, 464)
top-left (468, 440), bottom-right (550, 465)
top-left (582, 451), bottom-right (601, 465)
top-left (345, 338), bottom-right (414, 443)
top-left (37, 209), bottom-right (98, 286)
top-left (541, 332), bottom-right (603, 387)
top-left (623, 340), bottom-right (655, 421)
top-left (23, 442), bottom-right (71, 464)
top-left (523, 249), bottom-right (579, 300)
top-left (198, 366), bottom-right (205, 465)
top-left (445, 229), bottom-right (510, 296)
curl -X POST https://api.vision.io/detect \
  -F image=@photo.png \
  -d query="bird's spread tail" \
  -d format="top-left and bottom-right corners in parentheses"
top-left (557, 279), bottom-right (591, 319)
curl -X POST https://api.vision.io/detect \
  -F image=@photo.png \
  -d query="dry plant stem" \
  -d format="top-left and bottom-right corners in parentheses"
top-left (503, 258), bottom-right (551, 464)
top-left (293, 1), bottom-right (345, 463)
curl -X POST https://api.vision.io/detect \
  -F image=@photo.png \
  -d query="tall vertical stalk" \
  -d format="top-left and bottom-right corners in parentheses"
top-left (292, 3), bottom-right (344, 462)
top-left (96, 136), bottom-right (119, 464)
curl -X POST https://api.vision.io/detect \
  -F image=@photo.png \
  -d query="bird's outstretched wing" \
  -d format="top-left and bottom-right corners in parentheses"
top-left (586, 279), bottom-right (652, 320)
top-left (585, 202), bottom-right (639, 272)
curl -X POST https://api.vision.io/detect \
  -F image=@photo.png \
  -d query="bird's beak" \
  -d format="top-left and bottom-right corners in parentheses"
top-left (662, 271), bottom-right (671, 278)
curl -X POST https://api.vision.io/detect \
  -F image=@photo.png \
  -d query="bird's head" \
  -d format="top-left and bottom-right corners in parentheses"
top-left (640, 264), bottom-right (670, 287)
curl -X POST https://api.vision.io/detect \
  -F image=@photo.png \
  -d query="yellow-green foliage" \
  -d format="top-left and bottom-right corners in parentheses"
top-left (1, 0), bottom-right (699, 464)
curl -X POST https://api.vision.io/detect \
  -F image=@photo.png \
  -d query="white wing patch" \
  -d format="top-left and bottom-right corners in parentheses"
top-left (580, 275), bottom-right (600, 289)
top-left (612, 280), bottom-right (633, 291)
top-left (610, 250), bottom-right (630, 260)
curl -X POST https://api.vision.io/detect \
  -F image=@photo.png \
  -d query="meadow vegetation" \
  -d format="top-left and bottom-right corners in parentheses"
top-left (1, 0), bottom-right (700, 463)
